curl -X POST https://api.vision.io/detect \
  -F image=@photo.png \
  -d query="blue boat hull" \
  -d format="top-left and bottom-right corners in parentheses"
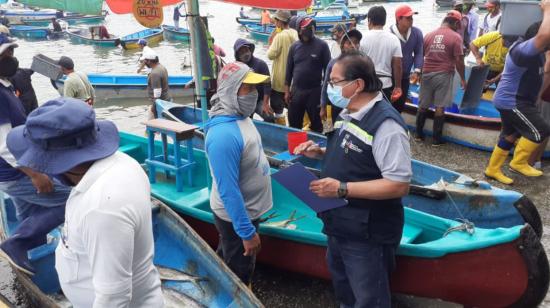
top-left (403, 83), bottom-right (550, 158)
top-left (55, 74), bottom-right (194, 101)
top-left (162, 25), bottom-right (190, 41)
top-left (0, 196), bottom-right (263, 307)
top-left (155, 101), bottom-right (542, 237)
top-left (9, 26), bottom-right (51, 39)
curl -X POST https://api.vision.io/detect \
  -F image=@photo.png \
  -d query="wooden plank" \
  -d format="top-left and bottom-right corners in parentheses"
top-left (143, 119), bottom-right (198, 134)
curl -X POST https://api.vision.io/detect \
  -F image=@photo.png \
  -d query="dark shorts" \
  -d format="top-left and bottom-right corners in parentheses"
top-left (498, 105), bottom-right (550, 143)
top-left (213, 214), bottom-right (260, 285)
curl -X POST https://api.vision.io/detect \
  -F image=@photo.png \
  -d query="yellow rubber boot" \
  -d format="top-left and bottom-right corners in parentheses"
top-left (484, 146), bottom-right (513, 185)
top-left (274, 114), bottom-right (286, 126)
top-left (510, 138), bottom-right (544, 177)
top-left (302, 113), bottom-right (311, 131)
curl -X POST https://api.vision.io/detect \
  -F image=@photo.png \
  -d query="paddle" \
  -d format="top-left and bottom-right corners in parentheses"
top-left (160, 109), bottom-right (446, 200)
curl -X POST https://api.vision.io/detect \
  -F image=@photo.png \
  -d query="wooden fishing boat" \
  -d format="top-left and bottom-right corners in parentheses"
top-left (0, 8), bottom-right (57, 24)
top-left (21, 14), bottom-right (105, 27)
top-left (162, 25), bottom-right (190, 41)
top-left (235, 17), bottom-right (262, 26)
top-left (120, 28), bottom-right (163, 50)
top-left (244, 24), bottom-right (272, 41)
top-left (118, 131), bottom-right (549, 308)
top-left (54, 74), bottom-right (193, 102)
top-left (66, 27), bottom-right (120, 47)
top-left (0, 196), bottom-right (263, 308)
top-left (7, 25), bottom-right (51, 39)
top-left (155, 101), bottom-right (543, 237)
top-left (403, 84), bottom-right (550, 158)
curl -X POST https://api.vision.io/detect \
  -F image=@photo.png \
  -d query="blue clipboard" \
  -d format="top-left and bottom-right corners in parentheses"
top-left (272, 163), bottom-right (347, 213)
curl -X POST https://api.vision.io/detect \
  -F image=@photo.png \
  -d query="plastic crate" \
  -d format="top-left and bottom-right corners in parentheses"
top-left (31, 54), bottom-right (63, 80)
top-left (500, 0), bottom-right (542, 38)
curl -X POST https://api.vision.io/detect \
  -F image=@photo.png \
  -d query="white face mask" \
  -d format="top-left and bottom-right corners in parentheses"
top-left (327, 80), bottom-right (356, 109)
top-left (237, 90), bottom-right (258, 117)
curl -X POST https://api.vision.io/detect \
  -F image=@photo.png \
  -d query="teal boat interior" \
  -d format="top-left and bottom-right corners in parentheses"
top-left (118, 131), bottom-right (524, 259)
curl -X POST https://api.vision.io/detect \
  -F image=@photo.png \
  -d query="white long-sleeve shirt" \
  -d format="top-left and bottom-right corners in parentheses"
top-left (55, 152), bottom-right (163, 308)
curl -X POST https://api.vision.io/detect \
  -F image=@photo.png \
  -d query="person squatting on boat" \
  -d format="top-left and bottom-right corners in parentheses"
top-left (233, 38), bottom-right (274, 122)
top-left (484, 0), bottom-right (550, 185)
top-left (58, 56), bottom-right (95, 106)
top-left (204, 62), bottom-right (272, 285)
top-left (0, 34), bottom-right (71, 277)
top-left (142, 48), bottom-right (171, 118)
top-left (295, 52), bottom-right (412, 308)
top-left (321, 29), bottom-right (363, 126)
top-left (361, 6), bottom-right (403, 106)
top-left (415, 10), bottom-right (466, 146)
top-left (266, 10), bottom-right (298, 126)
top-left (285, 16), bottom-right (331, 133)
top-left (389, 4), bottom-right (424, 113)
top-left (6, 99), bottom-right (164, 307)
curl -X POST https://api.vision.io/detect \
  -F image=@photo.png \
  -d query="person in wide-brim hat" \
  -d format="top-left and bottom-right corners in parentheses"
top-left (7, 97), bottom-right (164, 307)
top-left (7, 97), bottom-right (119, 175)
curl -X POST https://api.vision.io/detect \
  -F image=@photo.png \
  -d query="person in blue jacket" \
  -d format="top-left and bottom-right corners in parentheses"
top-left (233, 38), bottom-right (273, 122)
top-left (205, 62), bottom-right (273, 285)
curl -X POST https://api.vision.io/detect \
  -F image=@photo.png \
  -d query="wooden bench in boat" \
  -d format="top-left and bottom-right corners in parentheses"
top-left (143, 119), bottom-right (198, 192)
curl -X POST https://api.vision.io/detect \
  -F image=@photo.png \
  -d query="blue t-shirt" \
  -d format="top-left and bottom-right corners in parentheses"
top-left (493, 38), bottom-right (545, 109)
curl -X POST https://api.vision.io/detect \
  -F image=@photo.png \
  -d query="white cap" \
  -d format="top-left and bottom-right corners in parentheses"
top-left (139, 47), bottom-right (158, 61)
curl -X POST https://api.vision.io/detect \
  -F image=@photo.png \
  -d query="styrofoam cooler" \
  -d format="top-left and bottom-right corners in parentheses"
top-left (500, 0), bottom-right (542, 38)
top-left (31, 54), bottom-right (63, 80)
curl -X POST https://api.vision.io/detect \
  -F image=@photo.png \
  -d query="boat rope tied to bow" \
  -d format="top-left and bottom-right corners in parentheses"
top-left (437, 178), bottom-right (476, 237)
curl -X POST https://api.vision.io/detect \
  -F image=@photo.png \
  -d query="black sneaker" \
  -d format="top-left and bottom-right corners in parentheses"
top-left (414, 132), bottom-right (424, 141)
top-left (431, 139), bottom-right (446, 147)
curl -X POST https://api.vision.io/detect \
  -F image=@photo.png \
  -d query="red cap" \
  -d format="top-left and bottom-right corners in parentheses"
top-left (395, 5), bottom-right (418, 19)
top-left (446, 10), bottom-right (462, 21)
top-left (299, 17), bottom-right (314, 28)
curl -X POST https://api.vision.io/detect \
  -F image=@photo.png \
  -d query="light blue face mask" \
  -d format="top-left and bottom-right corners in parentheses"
top-left (327, 81), bottom-right (356, 109)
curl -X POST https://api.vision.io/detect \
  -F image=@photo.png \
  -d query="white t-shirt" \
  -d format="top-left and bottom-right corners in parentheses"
top-left (360, 29), bottom-right (403, 89)
top-left (55, 152), bottom-right (163, 308)
top-left (329, 40), bottom-right (341, 59)
top-left (480, 12), bottom-right (502, 34)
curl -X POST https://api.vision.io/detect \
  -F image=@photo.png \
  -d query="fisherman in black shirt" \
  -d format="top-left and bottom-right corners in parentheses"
top-left (284, 17), bottom-right (331, 133)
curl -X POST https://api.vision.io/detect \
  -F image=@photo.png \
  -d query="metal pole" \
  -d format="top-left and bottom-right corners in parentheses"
top-left (185, 0), bottom-right (211, 187)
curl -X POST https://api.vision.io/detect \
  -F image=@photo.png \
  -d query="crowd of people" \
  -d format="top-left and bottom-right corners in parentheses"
top-left (0, 0), bottom-right (549, 307)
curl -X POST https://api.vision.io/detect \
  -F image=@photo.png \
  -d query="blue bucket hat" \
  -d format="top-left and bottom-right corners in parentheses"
top-left (7, 97), bottom-right (119, 175)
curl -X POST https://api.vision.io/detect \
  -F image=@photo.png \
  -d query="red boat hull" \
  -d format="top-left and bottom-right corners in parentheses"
top-left (182, 215), bottom-right (548, 308)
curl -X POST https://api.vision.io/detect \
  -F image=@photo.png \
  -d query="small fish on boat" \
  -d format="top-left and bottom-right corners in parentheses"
top-left (157, 266), bottom-right (208, 283)
top-left (262, 209), bottom-right (306, 229)
top-left (162, 287), bottom-right (206, 308)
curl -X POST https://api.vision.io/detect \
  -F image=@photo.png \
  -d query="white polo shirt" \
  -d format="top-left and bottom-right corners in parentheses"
top-left (55, 151), bottom-right (163, 308)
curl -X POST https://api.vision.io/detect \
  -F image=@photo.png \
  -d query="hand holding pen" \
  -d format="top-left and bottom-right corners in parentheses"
top-left (293, 140), bottom-right (325, 159)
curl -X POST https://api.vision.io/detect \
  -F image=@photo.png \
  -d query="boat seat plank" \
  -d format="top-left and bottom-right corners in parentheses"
top-left (143, 119), bottom-right (197, 140)
top-left (401, 224), bottom-right (423, 244)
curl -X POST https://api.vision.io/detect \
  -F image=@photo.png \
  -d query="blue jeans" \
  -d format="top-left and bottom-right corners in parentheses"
top-left (326, 236), bottom-right (397, 308)
top-left (0, 176), bottom-right (71, 221)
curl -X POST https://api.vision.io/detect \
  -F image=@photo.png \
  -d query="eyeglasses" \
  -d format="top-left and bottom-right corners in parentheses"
top-left (328, 79), bottom-right (349, 87)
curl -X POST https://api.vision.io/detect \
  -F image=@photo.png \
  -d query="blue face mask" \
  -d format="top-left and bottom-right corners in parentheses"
top-left (327, 81), bottom-right (355, 109)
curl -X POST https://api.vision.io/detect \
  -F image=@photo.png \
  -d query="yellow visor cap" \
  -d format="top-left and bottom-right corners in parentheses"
top-left (242, 71), bottom-right (270, 84)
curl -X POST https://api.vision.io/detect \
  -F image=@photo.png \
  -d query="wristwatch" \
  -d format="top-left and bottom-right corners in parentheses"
top-left (337, 181), bottom-right (348, 198)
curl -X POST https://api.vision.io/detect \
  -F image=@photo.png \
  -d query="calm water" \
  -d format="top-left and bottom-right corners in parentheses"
top-left (7, 1), bottom-right (550, 307)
